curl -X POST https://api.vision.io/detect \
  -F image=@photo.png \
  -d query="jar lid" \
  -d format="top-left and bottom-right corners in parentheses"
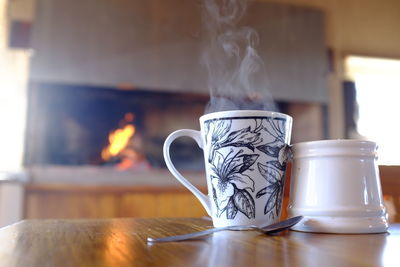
top-left (292, 139), bottom-right (377, 158)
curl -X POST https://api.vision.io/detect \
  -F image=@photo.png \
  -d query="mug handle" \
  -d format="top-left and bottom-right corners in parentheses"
top-left (163, 129), bottom-right (212, 216)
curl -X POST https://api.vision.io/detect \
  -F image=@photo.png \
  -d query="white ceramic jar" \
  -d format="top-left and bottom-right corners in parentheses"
top-left (288, 139), bottom-right (388, 233)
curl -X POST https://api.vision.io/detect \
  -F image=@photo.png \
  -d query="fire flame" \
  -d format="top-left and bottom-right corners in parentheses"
top-left (101, 112), bottom-right (150, 171)
top-left (101, 124), bottom-right (135, 161)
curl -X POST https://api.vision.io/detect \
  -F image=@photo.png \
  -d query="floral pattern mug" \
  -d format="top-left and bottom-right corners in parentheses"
top-left (164, 110), bottom-right (292, 227)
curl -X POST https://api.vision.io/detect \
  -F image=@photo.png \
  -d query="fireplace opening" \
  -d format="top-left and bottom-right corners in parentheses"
top-left (24, 83), bottom-right (210, 171)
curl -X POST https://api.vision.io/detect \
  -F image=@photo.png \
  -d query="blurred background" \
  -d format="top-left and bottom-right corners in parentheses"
top-left (0, 0), bottom-right (399, 226)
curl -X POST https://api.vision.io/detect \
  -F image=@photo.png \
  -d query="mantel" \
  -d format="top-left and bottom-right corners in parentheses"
top-left (27, 166), bottom-right (206, 187)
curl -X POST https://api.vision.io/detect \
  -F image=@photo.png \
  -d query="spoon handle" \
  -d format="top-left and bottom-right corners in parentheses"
top-left (147, 225), bottom-right (252, 243)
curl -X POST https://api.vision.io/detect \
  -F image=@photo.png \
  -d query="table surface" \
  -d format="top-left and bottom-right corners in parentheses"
top-left (0, 218), bottom-right (399, 267)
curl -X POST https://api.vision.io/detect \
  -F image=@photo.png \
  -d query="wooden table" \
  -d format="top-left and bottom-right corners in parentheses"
top-left (0, 218), bottom-right (399, 267)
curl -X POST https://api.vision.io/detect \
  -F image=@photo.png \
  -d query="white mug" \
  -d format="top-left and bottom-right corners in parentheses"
top-left (288, 139), bottom-right (388, 233)
top-left (164, 110), bottom-right (292, 227)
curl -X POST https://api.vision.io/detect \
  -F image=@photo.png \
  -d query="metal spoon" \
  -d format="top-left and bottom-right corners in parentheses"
top-left (147, 216), bottom-right (303, 243)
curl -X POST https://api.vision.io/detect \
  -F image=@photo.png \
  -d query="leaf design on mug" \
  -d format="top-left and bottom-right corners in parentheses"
top-left (255, 119), bottom-right (289, 171)
top-left (256, 140), bottom-right (288, 171)
top-left (217, 126), bottom-right (262, 151)
top-left (257, 139), bottom-right (282, 158)
top-left (207, 120), bottom-right (232, 163)
top-left (256, 163), bottom-right (285, 218)
top-left (256, 183), bottom-right (276, 198)
top-left (233, 188), bottom-right (256, 219)
top-left (263, 181), bottom-right (285, 217)
top-left (258, 162), bottom-right (280, 183)
top-left (206, 119), bottom-right (263, 163)
top-left (265, 118), bottom-right (286, 143)
top-left (210, 149), bottom-right (257, 219)
top-left (226, 198), bottom-right (238, 219)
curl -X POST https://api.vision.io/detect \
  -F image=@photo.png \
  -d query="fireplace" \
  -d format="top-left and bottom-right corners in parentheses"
top-left (24, 82), bottom-right (210, 172)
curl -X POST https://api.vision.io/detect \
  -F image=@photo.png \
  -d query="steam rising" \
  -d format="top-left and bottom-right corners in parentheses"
top-left (202, 0), bottom-right (276, 113)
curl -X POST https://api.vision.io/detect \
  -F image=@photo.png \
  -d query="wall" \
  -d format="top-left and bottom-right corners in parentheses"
top-left (27, 0), bottom-right (328, 103)
top-left (260, 0), bottom-right (400, 138)
top-left (12, 0), bottom-right (400, 57)
top-left (8, 0), bottom-right (35, 21)
top-left (262, 0), bottom-right (400, 57)
top-left (0, 0), bottom-right (30, 227)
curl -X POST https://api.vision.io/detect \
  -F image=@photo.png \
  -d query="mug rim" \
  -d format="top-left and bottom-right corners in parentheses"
top-left (200, 110), bottom-right (292, 123)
